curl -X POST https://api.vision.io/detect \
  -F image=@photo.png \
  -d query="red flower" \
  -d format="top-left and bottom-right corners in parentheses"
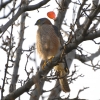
top-left (47, 11), bottom-right (56, 19)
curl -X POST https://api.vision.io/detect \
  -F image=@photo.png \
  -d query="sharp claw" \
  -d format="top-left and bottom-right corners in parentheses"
top-left (41, 56), bottom-right (54, 69)
top-left (42, 61), bottom-right (47, 69)
top-left (47, 56), bottom-right (54, 62)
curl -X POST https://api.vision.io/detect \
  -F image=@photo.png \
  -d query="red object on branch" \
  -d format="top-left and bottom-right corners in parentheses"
top-left (47, 11), bottom-right (56, 19)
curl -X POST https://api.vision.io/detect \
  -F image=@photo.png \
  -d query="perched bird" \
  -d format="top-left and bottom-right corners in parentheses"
top-left (35, 18), bottom-right (70, 92)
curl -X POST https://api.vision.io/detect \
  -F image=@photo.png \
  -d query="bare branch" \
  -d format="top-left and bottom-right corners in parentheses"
top-left (76, 0), bottom-right (87, 27)
top-left (54, 0), bottom-right (71, 29)
top-left (0, 0), bottom-right (50, 33)
top-left (75, 47), bottom-right (100, 62)
top-left (48, 80), bottom-right (61, 100)
top-left (9, 12), bottom-right (27, 93)
top-left (83, 5), bottom-right (100, 36)
top-left (2, 25), bottom-right (100, 99)
top-left (1, 1), bottom-right (100, 100)
top-left (0, 0), bottom-right (12, 10)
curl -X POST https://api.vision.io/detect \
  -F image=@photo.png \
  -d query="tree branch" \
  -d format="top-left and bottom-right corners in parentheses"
top-left (83, 5), bottom-right (100, 36)
top-left (48, 0), bottom-right (71, 98)
top-left (9, 12), bottom-right (27, 93)
top-left (3, 26), bottom-right (100, 100)
top-left (29, 0), bottom-right (71, 99)
top-left (75, 47), bottom-right (100, 62)
top-left (48, 80), bottom-right (61, 100)
top-left (76, 0), bottom-right (87, 27)
top-left (0, 0), bottom-right (12, 10)
top-left (54, 0), bottom-right (71, 29)
top-left (0, 0), bottom-right (50, 33)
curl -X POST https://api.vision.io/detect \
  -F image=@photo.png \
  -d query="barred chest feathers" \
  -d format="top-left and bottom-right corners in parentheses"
top-left (36, 24), bottom-right (60, 60)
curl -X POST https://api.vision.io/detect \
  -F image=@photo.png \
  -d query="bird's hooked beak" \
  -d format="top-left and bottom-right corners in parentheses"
top-left (35, 19), bottom-right (40, 25)
top-left (35, 21), bottom-right (38, 25)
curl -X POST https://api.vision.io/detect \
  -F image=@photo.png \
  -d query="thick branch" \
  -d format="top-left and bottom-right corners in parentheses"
top-left (49, 0), bottom-right (71, 98)
top-left (75, 47), bottom-right (100, 62)
top-left (3, 76), bottom-right (34, 100)
top-left (3, 27), bottom-right (100, 99)
top-left (3, 51), bottom-right (61, 100)
top-left (0, 0), bottom-right (12, 10)
top-left (84, 30), bottom-right (100, 40)
top-left (54, 0), bottom-right (71, 29)
top-left (29, 0), bottom-right (71, 99)
top-left (48, 80), bottom-right (61, 100)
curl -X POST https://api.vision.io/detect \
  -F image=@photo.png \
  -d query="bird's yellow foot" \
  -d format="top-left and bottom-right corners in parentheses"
top-left (41, 56), bottom-right (54, 69)
top-left (42, 61), bottom-right (47, 69)
top-left (47, 56), bottom-right (54, 63)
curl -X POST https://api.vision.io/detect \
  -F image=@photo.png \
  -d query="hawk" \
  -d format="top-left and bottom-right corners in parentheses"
top-left (35, 18), bottom-right (70, 92)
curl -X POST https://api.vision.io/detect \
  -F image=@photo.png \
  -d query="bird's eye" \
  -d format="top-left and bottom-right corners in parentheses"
top-left (37, 20), bottom-right (40, 23)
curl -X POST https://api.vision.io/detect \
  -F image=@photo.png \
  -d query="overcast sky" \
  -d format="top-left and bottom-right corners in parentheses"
top-left (0, 0), bottom-right (100, 100)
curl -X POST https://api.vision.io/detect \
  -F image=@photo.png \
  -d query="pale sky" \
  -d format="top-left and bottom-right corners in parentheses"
top-left (0, 0), bottom-right (100, 100)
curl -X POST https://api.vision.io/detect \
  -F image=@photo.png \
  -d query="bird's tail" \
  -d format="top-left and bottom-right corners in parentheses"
top-left (54, 63), bottom-right (70, 92)
top-left (59, 70), bottom-right (70, 92)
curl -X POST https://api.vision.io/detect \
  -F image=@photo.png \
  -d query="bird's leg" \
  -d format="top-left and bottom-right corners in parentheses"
top-left (60, 45), bottom-right (66, 59)
top-left (47, 56), bottom-right (54, 63)
top-left (41, 60), bottom-right (47, 69)
top-left (41, 56), bottom-right (54, 69)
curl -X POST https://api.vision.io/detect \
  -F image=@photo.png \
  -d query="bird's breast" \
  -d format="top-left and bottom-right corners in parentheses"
top-left (36, 25), bottom-right (60, 60)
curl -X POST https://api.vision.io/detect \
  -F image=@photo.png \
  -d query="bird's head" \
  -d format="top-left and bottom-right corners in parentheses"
top-left (35, 18), bottom-right (52, 26)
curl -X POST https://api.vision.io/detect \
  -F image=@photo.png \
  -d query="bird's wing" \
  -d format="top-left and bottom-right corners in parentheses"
top-left (52, 25), bottom-right (69, 74)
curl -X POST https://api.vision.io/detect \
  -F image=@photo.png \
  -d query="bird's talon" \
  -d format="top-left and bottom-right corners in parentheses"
top-left (42, 56), bottom-right (54, 69)
top-left (42, 61), bottom-right (47, 69)
top-left (47, 56), bottom-right (54, 63)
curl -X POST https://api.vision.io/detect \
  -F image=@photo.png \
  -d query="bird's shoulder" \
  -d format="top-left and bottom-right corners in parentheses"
top-left (52, 25), bottom-right (61, 37)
